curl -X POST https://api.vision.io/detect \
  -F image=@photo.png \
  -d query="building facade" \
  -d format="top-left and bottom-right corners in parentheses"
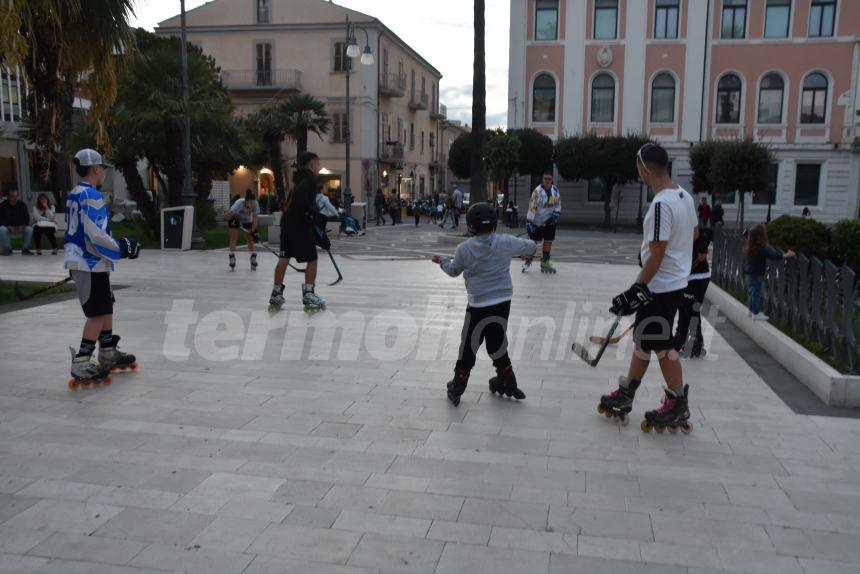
top-left (508, 0), bottom-right (860, 224)
top-left (157, 0), bottom-right (447, 209)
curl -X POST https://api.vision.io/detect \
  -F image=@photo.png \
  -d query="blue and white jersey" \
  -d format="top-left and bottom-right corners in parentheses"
top-left (64, 183), bottom-right (120, 272)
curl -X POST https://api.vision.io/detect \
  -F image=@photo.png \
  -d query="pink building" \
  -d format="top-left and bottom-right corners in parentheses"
top-left (508, 0), bottom-right (860, 224)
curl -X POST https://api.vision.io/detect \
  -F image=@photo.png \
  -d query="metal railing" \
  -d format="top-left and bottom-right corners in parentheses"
top-left (220, 69), bottom-right (302, 91)
top-left (711, 227), bottom-right (858, 372)
top-left (409, 91), bottom-right (429, 110)
top-left (380, 72), bottom-right (406, 96)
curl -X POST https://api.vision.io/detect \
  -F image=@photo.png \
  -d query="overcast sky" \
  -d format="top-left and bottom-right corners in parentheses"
top-left (130, 0), bottom-right (510, 128)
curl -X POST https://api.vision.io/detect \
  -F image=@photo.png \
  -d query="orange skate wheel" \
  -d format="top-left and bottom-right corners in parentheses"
top-left (68, 379), bottom-right (79, 391)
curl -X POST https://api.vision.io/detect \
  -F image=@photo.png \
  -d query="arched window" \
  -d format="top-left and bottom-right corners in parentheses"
top-left (590, 74), bottom-right (615, 122)
top-left (801, 73), bottom-right (827, 124)
top-left (650, 73), bottom-right (676, 123)
top-left (757, 73), bottom-right (784, 124)
top-left (532, 74), bottom-right (556, 122)
top-left (716, 74), bottom-right (741, 124)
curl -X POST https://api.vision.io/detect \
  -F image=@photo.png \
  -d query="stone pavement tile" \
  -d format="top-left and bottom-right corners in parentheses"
top-left (283, 505), bottom-right (340, 529)
top-left (717, 548), bottom-right (804, 574)
top-left (766, 525), bottom-right (860, 563)
top-left (86, 486), bottom-right (182, 510)
top-left (798, 557), bottom-right (860, 574)
top-left (0, 553), bottom-right (48, 574)
top-left (548, 553), bottom-right (687, 574)
top-left (270, 479), bottom-right (333, 505)
top-left (192, 472), bottom-right (285, 495)
top-left (489, 526), bottom-right (577, 554)
top-left (426, 521), bottom-right (491, 545)
top-left (426, 478), bottom-right (513, 501)
top-left (319, 485), bottom-right (389, 511)
top-left (4, 499), bottom-right (123, 534)
top-left (110, 450), bottom-right (245, 474)
top-left (190, 515), bottom-right (270, 554)
top-left (128, 543), bottom-right (253, 574)
top-left (651, 515), bottom-right (772, 550)
top-left (578, 535), bottom-right (641, 562)
top-left (242, 555), bottom-right (379, 574)
top-left (458, 498), bottom-right (549, 530)
top-left (92, 507), bottom-right (214, 546)
top-left (0, 453), bottom-right (84, 481)
top-left (547, 506), bottom-right (654, 542)
top-left (510, 485), bottom-right (569, 506)
top-left (247, 524), bottom-right (361, 564)
top-left (638, 541), bottom-right (722, 570)
top-left (376, 490), bottom-right (464, 521)
top-left (786, 490), bottom-right (860, 517)
top-left (0, 477), bottom-right (34, 494)
top-left (724, 484), bottom-right (795, 510)
top-left (333, 510), bottom-right (431, 538)
top-left (363, 473), bottom-right (429, 493)
top-left (763, 508), bottom-right (836, 531)
top-left (0, 526), bottom-right (51, 554)
top-left (435, 543), bottom-right (549, 574)
top-left (346, 534), bottom-right (444, 574)
top-left (822, 513), bottom-right (860, 535)
top-left (637, 476), bottom-right (730, 504)
top-left (311, 422), bottom-right (363, 439)
top-left (33, 559), bottom-right (170, 574)
top-left (27, 532), bottom-right (147, 565)
top-left (0, 494), bottom-right (41, 523)
top-left (565, 491), bottom-right (628, 513)
top-left (585, 472), bottom-right (640, 496)
top-left (323, 451), bottom-right (396, 475)
top-left (137, 468), bottom-right (211, 494)
top-left (15, 480), bottom-right (105, 502)
top-left (214, 494), bottom-right (294, 523)
top-left (63, 461), bottom-right (160, 488)
top-left (170, 491), bottom-right (230, 515)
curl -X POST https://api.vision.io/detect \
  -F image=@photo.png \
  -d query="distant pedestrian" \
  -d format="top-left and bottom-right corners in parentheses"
top-left (802, 206), bottom-right (812, 219)
top-left (743, 224), bottom-right (795, 321)
top-left (413, 201), bottom-right (421, 226)
top-left (697, 197), bottom-right (710, 229)
top-left (374, 188), bottom-right (387, 225)
top-left (710, 201), bottom-right (724, 228)
top-left (451, 186), bottom-right (463, 229)
top-left (32, 193), bottom-right (58, 255)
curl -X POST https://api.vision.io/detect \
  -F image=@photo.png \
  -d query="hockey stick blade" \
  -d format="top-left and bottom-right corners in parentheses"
top-left (572, 314), bottom-right (622, 368)
top-left (570, 342), bottom-right (597, 367)
top-left (326, 249), bottom-right (343, 286)
top-left (238, 226), bottom-right (308, 273)
top-left (588, 324), bottom-right (633, 346)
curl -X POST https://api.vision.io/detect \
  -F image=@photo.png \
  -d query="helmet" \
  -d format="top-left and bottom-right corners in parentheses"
top-left (466, 202), bottom-right (497, 235)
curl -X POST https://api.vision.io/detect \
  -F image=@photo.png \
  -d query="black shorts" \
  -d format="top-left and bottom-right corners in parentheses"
top-left (70, 270), bottom-right (114, 318)
top-left (633, 288), bottom-right (684, 352)
top-left (279, 224), bottom-right (317, 263)
top-left (528, 223), bottom-right (556, 242)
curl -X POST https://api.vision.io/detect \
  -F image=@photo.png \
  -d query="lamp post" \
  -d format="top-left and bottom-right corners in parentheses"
top-left (636, 182), bottom-right (644, 228)
top-left (766, 182), bottom-right (774, 223)
top-left (179, 0), bottom-right (205, 247)
top-left (344, 15), bottom-right (374, 216)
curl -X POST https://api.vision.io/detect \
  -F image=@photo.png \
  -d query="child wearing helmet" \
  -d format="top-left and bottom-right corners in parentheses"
top-left (431, 202), bottom-right (537, 406)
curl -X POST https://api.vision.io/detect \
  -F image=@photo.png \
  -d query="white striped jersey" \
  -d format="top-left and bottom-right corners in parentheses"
top-left (639, 186), bottom-right (697, 293)
top-left (63, 183), bottom-right (121, 272)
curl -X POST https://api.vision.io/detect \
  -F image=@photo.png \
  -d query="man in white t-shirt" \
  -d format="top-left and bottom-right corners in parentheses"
top-left (597, 143), bottom-right (699, 433)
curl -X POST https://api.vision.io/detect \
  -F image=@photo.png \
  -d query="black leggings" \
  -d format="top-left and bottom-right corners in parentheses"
top-left (33, 226), bottom-right (58, 250)
top-left (675, 278), bottom-right (709, 347)
top-left (455, 300), bottom-right (512, 373)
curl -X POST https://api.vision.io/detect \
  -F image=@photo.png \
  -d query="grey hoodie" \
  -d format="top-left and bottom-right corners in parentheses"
top-left (440, 233), bottom-right (537, 307)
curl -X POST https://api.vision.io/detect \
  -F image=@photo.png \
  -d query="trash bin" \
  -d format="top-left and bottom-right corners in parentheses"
top-left (161, 206), bottom-right (194, 251)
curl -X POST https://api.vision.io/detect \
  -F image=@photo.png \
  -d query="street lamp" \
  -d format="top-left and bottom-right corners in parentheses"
top-left (344, 15), bottom-right (374, 215)
top-left (179, 0), bottom-right (205, 246)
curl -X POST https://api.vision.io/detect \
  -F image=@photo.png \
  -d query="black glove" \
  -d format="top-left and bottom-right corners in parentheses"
top-left (117, 237), bottom-right (140, 260)
top-left (314, 226), bottom-right (331, 251)
top-left (610, 283), bottom-right (653, 316)
top-left (250, 229), bottom-right (260, 243)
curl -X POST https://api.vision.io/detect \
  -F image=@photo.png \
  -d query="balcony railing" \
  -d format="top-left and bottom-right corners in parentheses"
top-left (408, 91), bottom-right (429, 110)
top-left (220, 69), bottom-right (302, 92)
top-left (430, 103), bottom-right (447, 120)
top-left (380, 73), bottom-right (406, 97)
top-left (380, 141), bottom-right (404, 161)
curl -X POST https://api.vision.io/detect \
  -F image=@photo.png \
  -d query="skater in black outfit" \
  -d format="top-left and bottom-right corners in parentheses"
top-left (269, 152), bottom-right (326, 312)
top-left (374, 189), bottom-right (387, 225)
top-left (431, 203), bottom-right (536, 406)
top-left (673, 228), bottom-right (711, 358)
top-left (597, 144), bottom-right (698, 432)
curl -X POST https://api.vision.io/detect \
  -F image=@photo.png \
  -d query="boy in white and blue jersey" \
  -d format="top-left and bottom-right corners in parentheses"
top-left (65, 149), bottom-right (140, 385)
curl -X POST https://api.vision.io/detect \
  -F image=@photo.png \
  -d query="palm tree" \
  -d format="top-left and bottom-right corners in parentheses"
top-left (245, 105), bottom-right (288, 204)
top-left (280, 93), bottom-right (331, 158)
top-left (1, 0), bottom-right (137, 196)
top-left (470, 0), bottom-right (487, 199)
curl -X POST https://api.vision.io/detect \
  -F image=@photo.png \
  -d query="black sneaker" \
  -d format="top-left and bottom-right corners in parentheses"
top-left (21, 250), bottom-right (34, 256)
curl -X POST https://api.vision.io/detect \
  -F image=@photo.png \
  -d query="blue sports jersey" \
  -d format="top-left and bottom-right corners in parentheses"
top-left (63, 183), bottom-right (120, 272)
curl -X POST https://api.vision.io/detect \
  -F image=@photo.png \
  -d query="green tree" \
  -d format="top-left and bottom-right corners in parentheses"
top-left (447, 133), bottom-right (472, 180)
top-left (509, 128), bottom-right (553, 183)
top-left (108, 30), bottom-right (243, 234)
top-left (470, 0), bottom-right (487, 199)
top-left (281, 93), bottom-right (330, 158)
top-left (688, 140), bottom-right (718, 195)
top-left (709, 139), bottom-right (772, 231)
top-left (1, 0), bottom-right (136, 198)
top-left (555, 133), bottom-right (649, 227)
top-left (244, 105), bottom-right (288, 203)
top-left (486, 132), bottom-right (521, 205)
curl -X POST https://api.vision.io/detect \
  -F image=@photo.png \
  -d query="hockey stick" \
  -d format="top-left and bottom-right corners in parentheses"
top-left (14, 276), bottom-right (73, 302)
top-left (571, 314), bottom-right (622, 368)
top-left (589, 323), bottom-right (633, 346)
top-left (325, 249), bottom-right (343, 286)
top-left (237, 226), bottom-right (307, 272)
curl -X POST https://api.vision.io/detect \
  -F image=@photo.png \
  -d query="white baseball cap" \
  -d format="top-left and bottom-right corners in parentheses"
top-left (74, 148), bottom-right (111, 167)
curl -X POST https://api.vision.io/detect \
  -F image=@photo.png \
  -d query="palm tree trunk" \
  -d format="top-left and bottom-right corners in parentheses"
top-left (269, 139), bottom-right (286, 205)
top-left (116, 156), bottom-right (159, 238)
top-left (470, 0), bottom-right (487, 198)
top-left (297, 129), bottom-right (308, 157)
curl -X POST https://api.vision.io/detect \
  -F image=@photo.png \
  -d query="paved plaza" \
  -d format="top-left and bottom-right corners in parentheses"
top-left (1, 225), bottom-right (860, 574)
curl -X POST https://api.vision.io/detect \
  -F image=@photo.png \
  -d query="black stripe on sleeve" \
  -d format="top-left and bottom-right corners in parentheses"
top-left (653, 202), bottom-right (661, 241)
